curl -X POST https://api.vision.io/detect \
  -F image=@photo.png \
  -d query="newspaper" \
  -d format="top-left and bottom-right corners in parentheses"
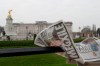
top-left (35, 21), bottom-right (79, 59)
top-left (75, 37), bottom-right (100, 63)
top-left (34, 21), bottom-right (100, 64)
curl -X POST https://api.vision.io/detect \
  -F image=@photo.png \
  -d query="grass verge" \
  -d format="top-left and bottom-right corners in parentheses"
top-left (0, 53), bottom-right (76, 66)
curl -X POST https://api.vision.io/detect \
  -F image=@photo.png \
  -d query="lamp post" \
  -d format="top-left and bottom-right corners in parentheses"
top-left (79, 27), bottom-right (81, 38)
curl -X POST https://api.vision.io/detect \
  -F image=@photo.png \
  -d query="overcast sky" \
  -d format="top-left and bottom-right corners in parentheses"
top-left (0, 0), bottom-right (100, 32)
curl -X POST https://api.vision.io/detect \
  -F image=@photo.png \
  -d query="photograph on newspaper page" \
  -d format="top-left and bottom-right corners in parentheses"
top-left (75, 37), bottom-right (100, 63)
top-left (35, 21), bottom-right (79, 59)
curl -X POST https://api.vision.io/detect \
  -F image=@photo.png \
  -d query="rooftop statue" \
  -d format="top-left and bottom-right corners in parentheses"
top-left (8, 10), bottom-right (12, 16)
top-left (7, 10), bottom-right (13, 19)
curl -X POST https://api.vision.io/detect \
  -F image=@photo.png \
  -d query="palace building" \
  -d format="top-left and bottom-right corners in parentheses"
top-left (4, 11), bottom-right (73, 40)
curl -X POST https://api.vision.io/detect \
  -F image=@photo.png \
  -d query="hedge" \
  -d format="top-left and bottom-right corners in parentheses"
top-left (0, 38), bottom-right (84, 47)
top-left (73, 38), bottom-right (85, 43)
top-left (0, 40), bottom-right (34, 47)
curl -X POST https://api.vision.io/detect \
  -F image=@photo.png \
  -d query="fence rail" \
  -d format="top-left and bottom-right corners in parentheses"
top-left (0, 47), bottom-right (64, 57)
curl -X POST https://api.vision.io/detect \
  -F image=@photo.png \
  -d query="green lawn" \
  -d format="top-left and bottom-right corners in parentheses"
top-left (0, 53), bottom-right (76, 66)
top-left (0, 39), bottom-right (82, 66)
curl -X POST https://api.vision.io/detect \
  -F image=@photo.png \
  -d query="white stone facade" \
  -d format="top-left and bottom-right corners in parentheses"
top-left (5, 15), bottom-right (73, 40)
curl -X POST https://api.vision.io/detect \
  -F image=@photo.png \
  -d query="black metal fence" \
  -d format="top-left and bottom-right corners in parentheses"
top-left (0, 47), bottom-right (64, 57)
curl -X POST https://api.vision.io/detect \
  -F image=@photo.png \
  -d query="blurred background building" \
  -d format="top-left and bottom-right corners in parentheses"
top-left (4, 11), bottom-right (73, 40)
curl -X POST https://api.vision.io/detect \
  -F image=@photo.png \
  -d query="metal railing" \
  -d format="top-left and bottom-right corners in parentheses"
top-left (0, 47), bottom-right (64, 57)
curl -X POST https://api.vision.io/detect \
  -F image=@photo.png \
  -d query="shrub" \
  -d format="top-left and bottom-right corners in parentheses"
top-left (73, 38), bottom-right (85, 43)
top-left (0, 38), bottom-right (84, 47)
top-left (0, 40), bottom-right (35, 47)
